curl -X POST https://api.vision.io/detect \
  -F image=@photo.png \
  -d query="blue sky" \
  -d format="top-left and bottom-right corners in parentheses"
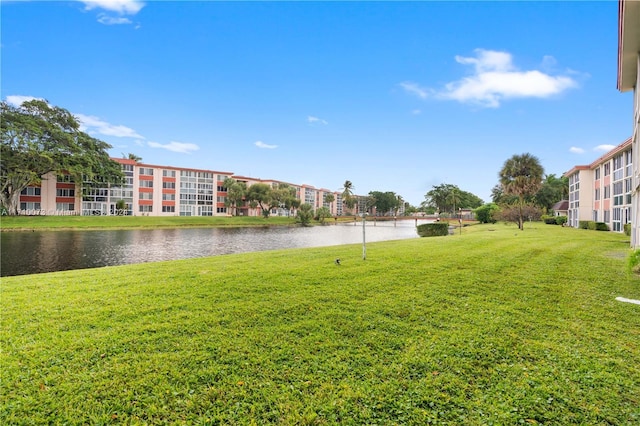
top-left (2, 0), bottom-right (632, 206)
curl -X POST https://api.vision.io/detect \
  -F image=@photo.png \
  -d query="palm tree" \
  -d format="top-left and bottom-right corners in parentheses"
top-left (125, 153), bottom-right (142, 162)
top-left (324, 193), bottom-right (335, 215)
top-left (341, 180), bottom-right (356, 215)
top-left (499, 153), bottom-right (544, 230)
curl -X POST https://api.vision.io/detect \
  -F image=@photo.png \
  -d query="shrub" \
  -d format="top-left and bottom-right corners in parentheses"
top-left (541, 215), bottom-right (557, 225)
top-left (555, 216), bottom-right (567, 226)
top-left (417, 222), bottom-right (449, 237)
top-left (624, 223), bottom-right (631, 236)
top-left (474, 203), bottom-right (499, 224)
top-left (628, 249), bottom-right (640, 274)
top-left (595, 222), bottom-right (609, 231)
top-left (579, 221), bottom-right (590, 229)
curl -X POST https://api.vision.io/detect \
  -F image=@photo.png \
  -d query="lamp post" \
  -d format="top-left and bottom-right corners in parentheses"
top-left (362, 212), bottom-right (367, 260)
top-left (459, 207), bottom-right (462, 235)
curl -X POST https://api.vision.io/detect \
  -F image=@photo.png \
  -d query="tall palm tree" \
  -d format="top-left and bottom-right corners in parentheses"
top-left (341, 180), bottom-right (356, 214)
top-left (324, 193), bottom-right (335, 215)
top-left (499, 153), bottom-right (544, 230)
top-left (126, 153), bottom-right (142, 162)
top-left (395, 194), bottom-right (404, 217)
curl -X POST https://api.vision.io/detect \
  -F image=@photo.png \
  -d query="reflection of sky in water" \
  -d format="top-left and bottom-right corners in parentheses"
top-left (2, 220), bottom-right (431, 276)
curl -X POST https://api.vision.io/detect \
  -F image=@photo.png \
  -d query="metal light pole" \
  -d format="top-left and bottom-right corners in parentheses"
top-left (362, 212), bottom-right (367, 260)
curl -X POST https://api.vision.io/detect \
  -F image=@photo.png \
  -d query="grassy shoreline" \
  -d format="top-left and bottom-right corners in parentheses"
top-left (0, 215), bottom-right (299, 231)
top-left (2, 224), bottom-right (639, 424)
top-left (0, 215), bottom-right (381, 232)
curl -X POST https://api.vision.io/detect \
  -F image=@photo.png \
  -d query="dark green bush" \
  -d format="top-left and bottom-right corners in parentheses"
top-left (555, 216), bottom-right (567, 226)
top-left (624, 223), bottom-right (631, 236)
top-left (541, 215), bottom-right (557, 224)
top-left (595, 222), bottom-right (609, 231)
top-left (587, 221), bottom-right (597, 230)
top-left (474, 203), bottom-right (499, 224)
top-left (417, 222), bottom-right (449, 237)
top-left (579, 221), bottom-right (590, 229)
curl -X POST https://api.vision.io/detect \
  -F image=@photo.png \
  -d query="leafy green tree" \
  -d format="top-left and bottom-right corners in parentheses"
top-left (296, 203), bottom-right (314, 226)
top-left (315, 206), bottom-right (331, 224)
top-left (246, 183), bottom-right (273, 218)
top-left (474, 203), bottom-right (500, 223)
top-left (534, 174), bottom-right (569, 213)
top-left (498, 153), bottom-right (544, 230)
top-left (269, 183), bottom-right (297, 215)
top-left (424, 183), bottom-right (483, 215)
top-left (1, 100), bottom-right (123, 215)
top-left (223, 177), bottom-right (247, 216)
top-left (368, 191), bottom-right (400, 216)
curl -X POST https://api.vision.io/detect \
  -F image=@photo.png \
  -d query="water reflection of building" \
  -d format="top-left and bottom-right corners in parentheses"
top-left (18, 158), bottom-right (348, 217)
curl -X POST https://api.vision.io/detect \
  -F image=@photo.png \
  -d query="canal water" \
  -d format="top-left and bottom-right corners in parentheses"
top-left (1, 220), bottom-right (426, 277)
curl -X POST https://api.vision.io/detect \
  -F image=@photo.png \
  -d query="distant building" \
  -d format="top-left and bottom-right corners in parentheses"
top-left (17, 158), bottom-right (345, 218)
top-left (617, 0), bottom-right (640, 245)
top-left (564, 138), bottom-right (632, 232)
top-left (551, 200), bottom-right (569, 217)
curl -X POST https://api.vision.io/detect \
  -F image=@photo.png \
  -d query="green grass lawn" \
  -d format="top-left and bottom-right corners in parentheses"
top-left (0, 215), bottom-right (298, 231)
top-left (2, 223), bottom-right (639, 424)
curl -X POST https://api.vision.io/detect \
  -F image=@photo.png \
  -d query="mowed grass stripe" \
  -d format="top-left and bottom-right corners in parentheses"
top-left (1, 223), bottom-right (639, 424)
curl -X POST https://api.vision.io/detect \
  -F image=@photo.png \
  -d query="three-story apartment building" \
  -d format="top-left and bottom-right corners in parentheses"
top-left (618, 0), bottom-right (640, 246)
top-left (564, 138), bottom-right (632, 232)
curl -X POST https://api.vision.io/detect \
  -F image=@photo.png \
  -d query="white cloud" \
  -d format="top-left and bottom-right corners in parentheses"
top-left (97, 14), bottom-right (132, 25)
top-left (79, 0), bottom-right (143, 25)
top-left (148, 141), bottom-right (200, 154)
top-left (79, 0), bottom-right (145, 15)
top-left (411, 109), bottom-right (422, 115)
top-left (569, 146), bottom-right (585, 154)
top-left (399, 81), bottom-right (429, 99)
top-left (5, 95), bottom-right (43, 107)
top-left (255, 141), bottom-right (278, 149)
top-left (307, 116), bottom-right (328, 125)
top-left (594, 144), bottom-right (616, 152)
top-left (75, 113), bottom-right (144, 139)
top-left (406, 49), bottom-right (578, 108)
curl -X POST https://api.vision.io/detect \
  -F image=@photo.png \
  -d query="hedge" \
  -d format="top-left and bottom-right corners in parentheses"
top-left (417, 222), bottom-right (449, 237)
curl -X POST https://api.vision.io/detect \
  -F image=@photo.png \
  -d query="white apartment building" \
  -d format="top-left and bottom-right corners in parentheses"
top-left (564, 138), bottom-right (633, 232)
top-left (618, 0), bottom-right (640, 246)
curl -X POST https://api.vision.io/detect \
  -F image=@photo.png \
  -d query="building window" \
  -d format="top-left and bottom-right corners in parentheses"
top-left (604, 163), bottom-right (610, 176)
top-left (217, 207), bottom-right (227, 213)
top-left (139, 192), bottom-right (153, 200)
top-left (162, 181), bottom-right (176, 189)
top-left (56, 188), bottom-right (75, 197)
top-left (21, 187), bottom-right (41, 196)
top-left (595, 188), bottom-right (600, 201)
top-left (139, 205), bottom-right (153, 213)
top-left (595, 168), bottom-right (600, 180)
top-left (162, 205), bottom-right (175, 213)
top-left (139, 168), bottom-right (154, 176)
top-left (162, 169), bottom-right (176, 177)
top-left (162, 193), bottom-right (175, 201)
top-left (604, 186), bottom-right (610, 199)
top-left (20, 202), bottom-right (41, 210)
top-left (56, 203), bottom-right (75, 211)
top-left (140, 180), bottom-right (153, 188)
